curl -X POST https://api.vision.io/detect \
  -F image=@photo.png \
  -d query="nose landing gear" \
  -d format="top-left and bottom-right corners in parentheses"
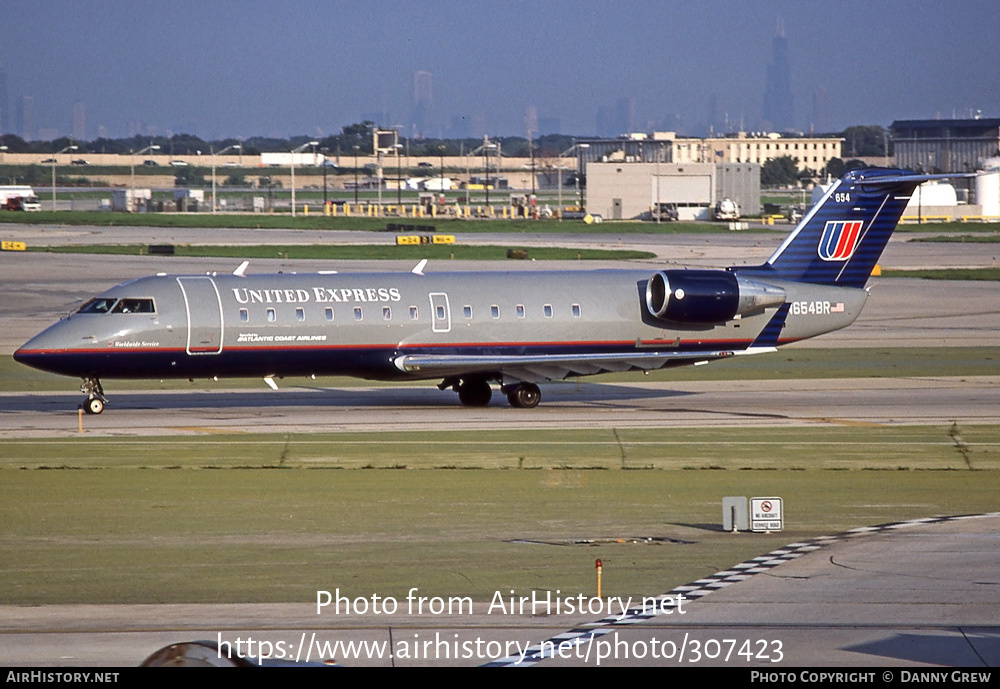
top-left (80, 377), bottom-right (107, 415)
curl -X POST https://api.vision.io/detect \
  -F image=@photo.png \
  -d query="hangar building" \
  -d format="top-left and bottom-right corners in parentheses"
top-left (586, 161), bottom-right (760, 221)
top-left (892, 118), bottom-right (1000, 173)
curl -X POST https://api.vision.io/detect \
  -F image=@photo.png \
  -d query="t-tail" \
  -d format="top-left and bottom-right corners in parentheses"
top-left (738, 168), bottom-right (965, 289)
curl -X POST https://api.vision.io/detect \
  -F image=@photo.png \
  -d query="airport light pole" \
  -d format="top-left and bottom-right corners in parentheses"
top-left (376, 150), bottom-right (383, 217)
top-left (129, 144), bottom-right (159, 213)
top-left (52, 144), bottom-right (78, 211)
top-left (529, 134), bottom-right (536, 197)
top-left (656, 141), bottom-right (663, 224)
top-left (559, 142), bottom-right (590, 213)
top-left (211, 144), bottom-right (240, 214)
top-left (353, 145), bottom-right (360, 207)
top-left (394, 143), bottom-right (403, 207)
top-left (320, 148), bottom-right (330, 207)
top-left (554, 164), bottom-right (569, 220)
top-left (290, 140), bottom-right (319, 218)
top-left (483, 141), bottom-right (497, 207)
top-left (439, 145), bottom-right (446, 203)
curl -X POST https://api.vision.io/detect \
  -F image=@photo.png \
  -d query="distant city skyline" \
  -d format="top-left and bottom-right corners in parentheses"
top-left (1, 0), bottom-right (997, 142)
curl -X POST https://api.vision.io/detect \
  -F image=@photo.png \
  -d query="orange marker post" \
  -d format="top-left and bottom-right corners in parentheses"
top-left (596, 559), bottom-right (603, 600)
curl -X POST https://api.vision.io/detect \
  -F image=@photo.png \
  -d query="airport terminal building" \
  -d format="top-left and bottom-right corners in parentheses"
top-left (578, 131), bottom-right (842, 174)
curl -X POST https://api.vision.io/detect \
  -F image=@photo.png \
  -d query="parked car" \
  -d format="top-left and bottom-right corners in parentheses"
top-left (650, 202), bottom-right (679, 222)
top-left (170, 160), bottom-right (189, 167)
top-left (70, 159), bottom-right (90, 166)
top-left (143, 160), bottom-right (159, 166)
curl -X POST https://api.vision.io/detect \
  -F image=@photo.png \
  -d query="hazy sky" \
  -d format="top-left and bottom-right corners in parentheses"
top-left (3, 0), bottom-right (998, 140)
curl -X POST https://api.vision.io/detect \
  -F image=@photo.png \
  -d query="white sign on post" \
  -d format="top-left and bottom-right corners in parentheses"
top-left (750, 497), bottom-right (783, 532)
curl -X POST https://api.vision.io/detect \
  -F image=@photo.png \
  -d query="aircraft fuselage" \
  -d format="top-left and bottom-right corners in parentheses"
top-left (14, 268), bottom-right (864, 383)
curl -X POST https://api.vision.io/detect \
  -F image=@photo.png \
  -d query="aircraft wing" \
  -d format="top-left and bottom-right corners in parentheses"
top-left (393, 349), bottom-right (738, 383)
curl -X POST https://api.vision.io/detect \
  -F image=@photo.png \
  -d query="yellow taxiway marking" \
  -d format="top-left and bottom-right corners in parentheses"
top-left (807, 418), bottom-right (886, 427)
top-left (168, 426), bottom-right (248, 434)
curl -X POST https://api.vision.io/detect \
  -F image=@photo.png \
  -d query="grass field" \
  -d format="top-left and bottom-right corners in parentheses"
top-left (0, 210), bottom-right (772, 235)
top-left (896, 222), bottom-right (1000, 233)
top-left (911, 233), bottom-right (1000, 242)
top-left (883, 268), bottom-right (1000, 281)
top-left (2, 424), bottom-right (997, 605)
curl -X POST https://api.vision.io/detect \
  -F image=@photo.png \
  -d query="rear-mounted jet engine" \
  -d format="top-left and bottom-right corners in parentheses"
top-left (645, 270), bottom-right (786, 324)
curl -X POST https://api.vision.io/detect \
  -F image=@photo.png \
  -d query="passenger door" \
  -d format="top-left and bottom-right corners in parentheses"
top-left (429, 292), bottom-right (451, 333)
top-left (176, 277), bottom-right (224, 355)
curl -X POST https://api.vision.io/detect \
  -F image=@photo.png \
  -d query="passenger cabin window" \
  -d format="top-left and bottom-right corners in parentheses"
top-left (325, 307), bottom-right (334, 321)
top-left (354, 307), bottom-right (363, 321)
top-left (77, 298), bottom-right (117, 314)
top-left (383, 307), bottom-right (391, 320)
top-left (409, 306), bottom-right (419, 320)
top-left (239, 308), bottom-right (249, 323)
top-left (436, 305), bottom-right (445, 320)
top-left (516, 304), bottom-right (525, 318)
top-left (296, 307), bottom-right (305, 321)
top-left (463, 305), bottom-right (473, 319)
top-left (111, 298), bottom-right (155, 314)
top-left (572, 304), bottom-right (582, 318)
top-left (543, 304), bottom-right (553, 318)
top-left (491, 305), bottom-right (500, 319)
top-left (266, 308), bottom-right (276, 322)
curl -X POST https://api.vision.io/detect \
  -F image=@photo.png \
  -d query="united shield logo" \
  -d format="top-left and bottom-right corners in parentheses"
top-left (818, 220), bottom-right (863, 261)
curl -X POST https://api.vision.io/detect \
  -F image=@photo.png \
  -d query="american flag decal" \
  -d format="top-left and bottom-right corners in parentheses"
top-left (818, 220), bottom-right (863, 261)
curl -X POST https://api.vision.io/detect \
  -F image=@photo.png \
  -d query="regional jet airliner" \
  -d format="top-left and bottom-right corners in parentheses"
top-left (14, 168), bottom-right (956, 413)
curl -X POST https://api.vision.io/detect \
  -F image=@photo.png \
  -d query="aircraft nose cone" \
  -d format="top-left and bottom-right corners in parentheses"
top-left (13, 338), bottom-right (44, 369)
top-left (12, 330), bottom-right (65, 374)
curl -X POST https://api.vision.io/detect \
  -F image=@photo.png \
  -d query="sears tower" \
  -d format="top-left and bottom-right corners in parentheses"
top-left (763, 21), bottom-right (793, 131)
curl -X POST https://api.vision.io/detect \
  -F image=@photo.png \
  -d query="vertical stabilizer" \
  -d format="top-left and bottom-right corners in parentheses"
top-left (738, 169), bottom-right (958, 288)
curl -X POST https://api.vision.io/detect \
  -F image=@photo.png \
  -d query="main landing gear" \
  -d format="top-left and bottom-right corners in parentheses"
top-left (80, 377), bottom-right (107, 415)
top-left (504, 383), bottom-right (541, 409)
top-left (440, 377), bottom-right (542, 408)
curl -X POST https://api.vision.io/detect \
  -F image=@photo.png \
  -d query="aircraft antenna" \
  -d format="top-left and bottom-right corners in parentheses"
top-left (411, 259), bottom-right (428, 276)
top-left (233, 260), bottom-right (250, 277)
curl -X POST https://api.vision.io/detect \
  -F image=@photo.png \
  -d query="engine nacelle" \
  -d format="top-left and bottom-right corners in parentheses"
top-left (645, 270), bottom-right (786, 324)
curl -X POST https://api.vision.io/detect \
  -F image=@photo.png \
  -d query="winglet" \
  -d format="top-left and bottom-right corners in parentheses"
top-left (233, 260), bottom-right (249, 277)
top-left (412, 259), bottom-right (428, 276)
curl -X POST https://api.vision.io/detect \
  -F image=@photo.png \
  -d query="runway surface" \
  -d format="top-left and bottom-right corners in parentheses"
top-left (2, 514), bottom-right (997, 667)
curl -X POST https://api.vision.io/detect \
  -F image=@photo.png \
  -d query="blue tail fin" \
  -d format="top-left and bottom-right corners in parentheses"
top-left (738, 168), bottom-right (961, 288)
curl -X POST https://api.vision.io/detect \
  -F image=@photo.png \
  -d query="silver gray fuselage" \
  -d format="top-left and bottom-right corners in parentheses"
top-left (15, 268), bottom-right (867, 383)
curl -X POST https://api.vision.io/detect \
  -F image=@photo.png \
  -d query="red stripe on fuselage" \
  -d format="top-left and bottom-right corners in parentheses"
top-left (17, 337), bottom-right (758, 357)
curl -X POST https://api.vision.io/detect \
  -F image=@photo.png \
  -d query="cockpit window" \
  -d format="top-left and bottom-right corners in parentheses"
top-left (77, 298), bottom-right (118, 314)
top-left (112, 298), bottom-right (155, 314)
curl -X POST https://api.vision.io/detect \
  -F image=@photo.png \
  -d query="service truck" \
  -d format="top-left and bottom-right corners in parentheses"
top-left (0, 186), bottom-right (42, 211)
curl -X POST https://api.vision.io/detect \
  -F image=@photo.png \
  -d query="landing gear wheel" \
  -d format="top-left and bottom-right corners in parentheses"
top-left (506, 383), bottom-right (541, 408)
top-left (80, 377), bottom-right (107, 415)
top-left (457, 379), bottom-right (492, 407)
